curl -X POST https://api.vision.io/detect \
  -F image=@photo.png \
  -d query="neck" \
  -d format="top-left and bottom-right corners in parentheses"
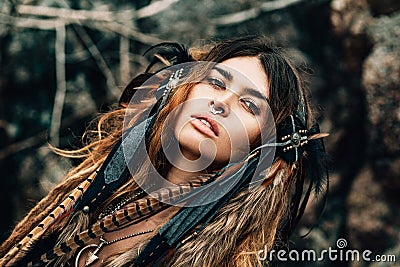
top-left (166, 165), bottom-right (205, 185)
top-left (165, 147), bottom-right (208, 184)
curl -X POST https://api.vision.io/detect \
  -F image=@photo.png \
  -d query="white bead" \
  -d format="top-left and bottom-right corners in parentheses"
top-left (83, 206), bottom-right (90, 213)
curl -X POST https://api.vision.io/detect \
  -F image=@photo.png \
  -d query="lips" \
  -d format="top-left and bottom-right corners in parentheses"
top-left (190, 115), bottom-right (219, 138)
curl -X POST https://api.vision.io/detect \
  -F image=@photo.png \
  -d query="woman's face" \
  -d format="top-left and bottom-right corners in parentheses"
top-left (164, 56), bottom-right (270, 172)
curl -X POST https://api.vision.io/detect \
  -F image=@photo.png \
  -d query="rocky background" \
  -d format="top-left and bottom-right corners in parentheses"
top-left (0, 0), bottom-right (399, 266)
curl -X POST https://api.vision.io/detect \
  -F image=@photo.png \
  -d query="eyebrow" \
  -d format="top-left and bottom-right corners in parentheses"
top-left (212, 66), bottom-right (269, 102)
top-left (243, 87), bottom-right (269, 102)
top-left (213, 66), bottom-right (233, 81)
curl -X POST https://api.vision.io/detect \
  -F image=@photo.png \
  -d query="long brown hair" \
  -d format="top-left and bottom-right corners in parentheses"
top-left (0, 35), bottom-right (323, 267)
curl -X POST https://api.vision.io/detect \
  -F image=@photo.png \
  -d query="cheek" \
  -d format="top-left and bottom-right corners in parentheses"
top-left (220, 118), bottom-right (260, 161)
top-left (233, 118), bottom-right (262, 149)
top-left (248, 120), bottom-right (261, 140)
top-left (187, 83), bottom-right (214, 100)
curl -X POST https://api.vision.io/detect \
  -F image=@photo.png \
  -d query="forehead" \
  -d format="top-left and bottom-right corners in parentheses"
top-left (216, 56), bottom-right (269, 98)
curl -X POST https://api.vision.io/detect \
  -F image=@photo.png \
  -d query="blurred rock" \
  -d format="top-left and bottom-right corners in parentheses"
top-left (366, 0), bottom-right (400, 16)
top-left (347, 167), bottom-right (396, 252)
top-left (330, 0), bottom-right (400, 265)
top-left (362, 13), bottom-right (400, 195)
top-left (331, 0), bottom-right (374, 72)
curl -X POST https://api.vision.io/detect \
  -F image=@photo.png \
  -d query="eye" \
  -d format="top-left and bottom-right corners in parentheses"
top-left (205, 77), bottom-right (226, 90)
top-left (241, 98), bottom-right (259, 115)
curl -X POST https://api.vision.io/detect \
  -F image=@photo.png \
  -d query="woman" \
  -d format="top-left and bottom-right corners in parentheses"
top-left (0, 35), bottom-right (328, 266)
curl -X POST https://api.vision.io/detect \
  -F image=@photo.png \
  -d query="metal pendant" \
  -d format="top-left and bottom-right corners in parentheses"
top-left (75, 237), bottom-right (107, 267)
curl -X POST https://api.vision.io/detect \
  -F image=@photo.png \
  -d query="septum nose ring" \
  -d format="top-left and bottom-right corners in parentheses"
top-left (210, 103), bottom-right (224, 115)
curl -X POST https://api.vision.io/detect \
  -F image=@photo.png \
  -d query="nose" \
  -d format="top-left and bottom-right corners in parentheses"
top-left (209, 100), bottom-right (230, 117)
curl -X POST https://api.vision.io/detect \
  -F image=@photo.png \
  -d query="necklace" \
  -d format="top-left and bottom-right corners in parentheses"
top-left (98, 193), bottom-right (142, 219)
top-left (75, 228), bottom-right (156, 267)
top-left (98, 183), bottom-right (157, 219)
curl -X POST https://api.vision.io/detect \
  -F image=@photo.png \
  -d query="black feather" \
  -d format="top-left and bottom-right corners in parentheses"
top-left (143, 42), bottom-right (192, 73)
top-left (303, 123), bottom-right (330, 195)
top-left (119, 72), bottom-right (155, 106)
